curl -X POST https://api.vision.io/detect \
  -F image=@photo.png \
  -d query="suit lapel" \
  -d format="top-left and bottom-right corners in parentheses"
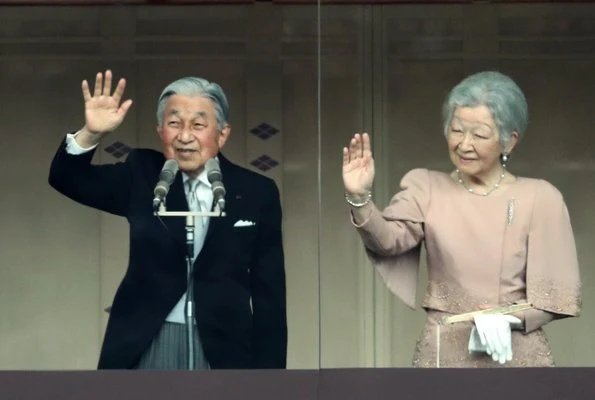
top-left (161, 172), bottom-right (190, 254)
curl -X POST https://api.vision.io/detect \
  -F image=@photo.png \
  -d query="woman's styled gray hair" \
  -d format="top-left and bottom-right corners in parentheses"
top-left (442, 71), bottom-right (528, 151)
top-left (156, 76), bottom-right (229, 131)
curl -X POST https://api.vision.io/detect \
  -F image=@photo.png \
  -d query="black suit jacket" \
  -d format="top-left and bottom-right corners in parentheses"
top-left (48, 140), bottom-right (287, 369)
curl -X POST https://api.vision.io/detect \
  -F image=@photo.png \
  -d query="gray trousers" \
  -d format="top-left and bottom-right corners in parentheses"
top-left (135, 322), bottom-right (210, 370)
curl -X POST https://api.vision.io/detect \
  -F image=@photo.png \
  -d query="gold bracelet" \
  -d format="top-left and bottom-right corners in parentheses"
top-left (344, 192), bottom-right (372, 208)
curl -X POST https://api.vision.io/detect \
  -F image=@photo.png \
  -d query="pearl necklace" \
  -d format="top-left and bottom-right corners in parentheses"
top-left (456, 169), bottom-right (505, 196)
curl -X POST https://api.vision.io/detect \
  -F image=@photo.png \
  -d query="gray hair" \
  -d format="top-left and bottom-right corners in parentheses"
top-left (156, 76), bottom-right (229, 131)
top-left (442, 71), bottom-right (528, 150)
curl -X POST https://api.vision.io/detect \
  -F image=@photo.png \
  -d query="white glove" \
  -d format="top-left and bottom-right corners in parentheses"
top-left (468, 314), bottom-right (522, 364)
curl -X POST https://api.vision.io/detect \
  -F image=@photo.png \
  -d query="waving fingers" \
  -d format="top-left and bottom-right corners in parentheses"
top-left (112, 77), bottom-right (127, 106)
top-left (92, 71), bottom-right (103, 97)
top-left (82, 70), bottom-right (129, 106)
top-left (342, 146), bottom-right (350, 166)
top-left (102, 69), bottom-right (113, 96)
top-left (349, 133), bottom-right (363, 159)
top-left (361, 132), bottom-right (372, 158)
top-left (82, 79), bottom-right (91, 103)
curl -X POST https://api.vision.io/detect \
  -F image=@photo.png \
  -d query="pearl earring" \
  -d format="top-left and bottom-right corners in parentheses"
top-left (502, 153), bottom-right (509, 168)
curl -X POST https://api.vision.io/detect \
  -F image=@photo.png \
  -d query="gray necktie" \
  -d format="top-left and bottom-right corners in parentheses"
top-left (186, 179), bottom-right (202, 258)
top-left (184, 179), bottom-right (211, 369)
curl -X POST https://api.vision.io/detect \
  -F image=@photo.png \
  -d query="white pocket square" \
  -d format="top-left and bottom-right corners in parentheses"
top-left (234, 220), bottom-right (255, 227)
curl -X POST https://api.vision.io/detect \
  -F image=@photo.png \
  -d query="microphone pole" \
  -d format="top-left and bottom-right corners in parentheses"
top-left (184, 213), bottom-right (195, 370)
top-left (152, 158), bottom-right (196, 370)
top-left (154, 158), bottom-right (228, 370)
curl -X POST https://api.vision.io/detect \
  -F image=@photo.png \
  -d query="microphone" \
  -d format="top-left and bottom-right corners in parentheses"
top-left (153, 159), bottom-right (179, 210)
top-left (205, 158), bottom-right (226, 212)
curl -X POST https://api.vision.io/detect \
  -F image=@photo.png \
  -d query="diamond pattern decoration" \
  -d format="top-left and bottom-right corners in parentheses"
top-left (250, 123), bottom-right (279, 140)
top-left (250, 155), bottom-right (279, 172)
top-left (104, 141), bottom-right (132, 158)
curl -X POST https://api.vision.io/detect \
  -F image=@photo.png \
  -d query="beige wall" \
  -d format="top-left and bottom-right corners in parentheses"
top-left (0, 2), bottom-right (593, 370)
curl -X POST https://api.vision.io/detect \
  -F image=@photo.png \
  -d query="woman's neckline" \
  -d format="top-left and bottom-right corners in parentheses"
top-left (447, 170), bottom-right (520, 198)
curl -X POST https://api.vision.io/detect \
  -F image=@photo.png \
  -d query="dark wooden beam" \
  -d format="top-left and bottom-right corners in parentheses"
top-left (0, 0), bottom-right (593, 5)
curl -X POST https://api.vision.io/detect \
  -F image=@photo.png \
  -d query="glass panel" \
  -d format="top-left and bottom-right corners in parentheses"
top-left (0, 1), bottom-right (322, 370)
top-left (318, 3), bottom-right (373, 368)
top-left (319, 1), bottom-right (595, 368)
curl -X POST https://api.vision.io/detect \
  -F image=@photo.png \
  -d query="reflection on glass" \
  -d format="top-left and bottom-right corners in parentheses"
top-left (319, 1), bottom-right (595, 369)
top-left (0, 1), bottom-right (321, 371)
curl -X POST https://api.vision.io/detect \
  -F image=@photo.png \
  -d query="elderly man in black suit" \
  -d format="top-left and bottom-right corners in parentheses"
top-left (49, 70), bottom-right (287, 370)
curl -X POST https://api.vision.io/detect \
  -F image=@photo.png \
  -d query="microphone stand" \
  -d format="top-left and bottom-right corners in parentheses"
top-left (184, 213), bottom-right (196, 371)
top-left (155, 201), bottom-right (225, 370)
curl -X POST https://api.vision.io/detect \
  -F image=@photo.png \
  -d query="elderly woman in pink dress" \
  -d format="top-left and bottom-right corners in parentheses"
top-left (343, 71), bottom-right (581, 367)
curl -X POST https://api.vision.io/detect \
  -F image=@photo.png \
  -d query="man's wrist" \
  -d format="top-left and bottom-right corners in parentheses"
top-left (75, 127), bottom-right (104, 148)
